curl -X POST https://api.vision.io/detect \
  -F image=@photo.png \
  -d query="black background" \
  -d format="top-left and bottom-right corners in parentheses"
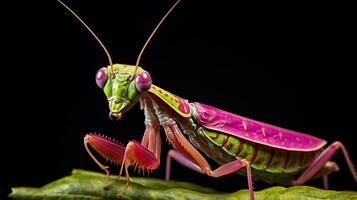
top-left (3, 0), bottom-right (356, 198)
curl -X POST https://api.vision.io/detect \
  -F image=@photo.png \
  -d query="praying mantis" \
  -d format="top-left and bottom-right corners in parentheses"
top-left (59, 1), bottom-right (357, 199)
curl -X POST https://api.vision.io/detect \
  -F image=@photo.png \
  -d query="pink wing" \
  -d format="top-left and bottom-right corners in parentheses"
top-left (192, 102), bottom-right (326, 152)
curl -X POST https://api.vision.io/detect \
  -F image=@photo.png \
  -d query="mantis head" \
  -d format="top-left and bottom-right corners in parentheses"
top-left (95, 64), bottom-right (152, 120)
top-left (59, 0), bottom-right (181, 119)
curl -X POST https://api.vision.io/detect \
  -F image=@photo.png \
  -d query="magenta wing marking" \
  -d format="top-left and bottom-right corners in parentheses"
top-left (192, 102), bottom-right (326, 151)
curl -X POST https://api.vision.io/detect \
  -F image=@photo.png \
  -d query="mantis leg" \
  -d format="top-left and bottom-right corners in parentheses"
top-left (84, 133), bottom-right (126, 188)
top-left (166, 150), bottom-right (204, 179)
top-left (84, 95), bottom-right (162, 194)
top-left (140, 94), bottom-right (161, 158)
top-left (162, 120), bottom-right (254, 200)
top-left (84, 131), bottom-right (160, 194)
top-left (118, 140), bottom-right (160, 194)
top-left (118, 95), bottom-right (161, 194)
top-left (292, 141), bottom-right (357, 186)
top-left (323, 175), bottom-right (329, 189)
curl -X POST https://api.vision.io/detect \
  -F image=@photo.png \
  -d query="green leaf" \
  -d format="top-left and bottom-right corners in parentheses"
top-left (9, 169), bottom-right (357, 200)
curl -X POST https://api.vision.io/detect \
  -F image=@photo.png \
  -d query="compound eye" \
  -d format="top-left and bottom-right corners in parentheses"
top-left (95, 67), bottom-right (108, 88)
top-left (135, 71), bottom-right (152, 92)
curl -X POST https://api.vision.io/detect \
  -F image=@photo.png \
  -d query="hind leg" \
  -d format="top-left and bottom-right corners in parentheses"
top-left (292, 141), bottom-right (357, 186)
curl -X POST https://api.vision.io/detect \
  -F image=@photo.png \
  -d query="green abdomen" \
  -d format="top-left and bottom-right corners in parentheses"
top-left (190, 127), bottom-right (321, 185)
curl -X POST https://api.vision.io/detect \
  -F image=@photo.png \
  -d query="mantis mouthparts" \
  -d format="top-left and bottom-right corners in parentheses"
top-left (109, 112), bottom-right (122, 121)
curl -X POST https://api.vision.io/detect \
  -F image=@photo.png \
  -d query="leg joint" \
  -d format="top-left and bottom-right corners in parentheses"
top-left (332, 141), bottom-right (342, 147)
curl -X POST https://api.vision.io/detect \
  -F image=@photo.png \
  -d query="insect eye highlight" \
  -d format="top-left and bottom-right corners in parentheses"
top-left (135, 72), bottom-right (152, 92)
top-left (95, 67), bottom-right (108, 88)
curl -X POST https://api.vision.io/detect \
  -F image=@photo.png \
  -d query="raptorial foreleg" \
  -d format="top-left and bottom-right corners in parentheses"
top-left (140, 94), bottom-right (161, 158)
top-left (118, 140), bottom-right (160, 193)
top-left (117, 95), bottom-right (162, 194)
top-left (84, 95), bottom-right (162, 193)
top-left (84, 133), bottom-right (126, 188)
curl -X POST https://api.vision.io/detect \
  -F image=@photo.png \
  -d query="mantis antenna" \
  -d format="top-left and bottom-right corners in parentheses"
top-left (58, 0), bottom-right (114, 78)
top-left (132, 0), bottom-right (182, 80)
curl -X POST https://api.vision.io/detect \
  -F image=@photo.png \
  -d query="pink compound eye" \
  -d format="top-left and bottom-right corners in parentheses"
top-left (135, 72), bottom-right (152, 92)
top-left (95, 67), bottom-right (108, 88)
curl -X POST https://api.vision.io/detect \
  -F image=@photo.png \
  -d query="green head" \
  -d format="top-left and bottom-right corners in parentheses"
top-left (58, 0), bottom-right (181, 120)
top-left (95, 64), bottom-right (152, 120)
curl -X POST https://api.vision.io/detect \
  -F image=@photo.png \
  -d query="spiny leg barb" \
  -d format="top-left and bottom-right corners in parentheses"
top-left (84, 133), bottom-right (126, 188)
top-left (118, 140), bottom-right (160, 195)
top-left (84, 132), bottom-right (161, 194)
